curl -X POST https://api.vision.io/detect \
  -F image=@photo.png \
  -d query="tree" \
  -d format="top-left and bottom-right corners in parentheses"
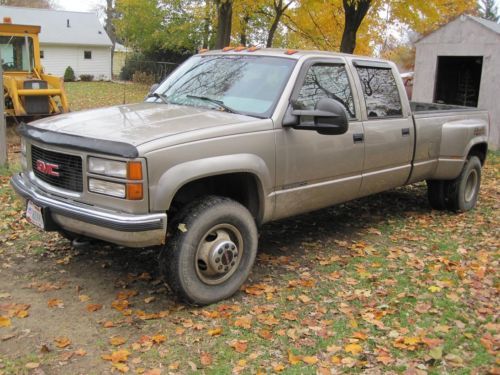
top-left (478, 0), bottom-right (499, 22)
top-left (0, 0), bottom-right (53, 7)
top-left (266, 0), bottom-right (296, 47)
top-left (215, 0), bottom-right (233, 48)
top-left (340, 0), bottom-right (372, 53)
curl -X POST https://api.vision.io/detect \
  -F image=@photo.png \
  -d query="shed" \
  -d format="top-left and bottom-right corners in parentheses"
top-left (413, 15), bottom-right (500, 150)
top-left (0, 5), bottom-right (112, 80)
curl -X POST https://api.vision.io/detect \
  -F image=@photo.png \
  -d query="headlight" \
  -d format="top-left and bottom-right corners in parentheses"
top-left (20, 138), bottom-right (27, 155)
top-left (88, 157), bottom-right (127, 178)
top-left (88, 178), bottom-right (126, 198)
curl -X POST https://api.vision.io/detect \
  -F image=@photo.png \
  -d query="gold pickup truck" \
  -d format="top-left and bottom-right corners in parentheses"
top-left (11, 49), bottom-right (489, 305)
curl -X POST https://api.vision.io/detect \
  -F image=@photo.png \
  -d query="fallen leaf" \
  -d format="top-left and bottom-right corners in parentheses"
top-left (102, 349), bottom-right (131, 363)
top-left (78, 295), bottom-right (90, 302)
top-left (110, 336), bottom-right (127, 346)
top-left (258, 329), bottom-right (273, 340)
top-left (429, 346), bottom-right (443, 360)
top-left (25, 362), bottom-right (40, 369)
top-left (86, 304), bottom-right (102, 312)
top-left (169, 361), bottom-right (180, 370)
top-left (230, 340), bottom-right (248, 353)
top-left (200, 351), bottom-right (212, 366)
top-left (273, 363), bottom-right (285, 372)
top-left (144, 296), bottom-right (156, 304)
top-left (151, 334), bottom-right (166, 344)
top-left (112, 363), bottom-right (129, 373)
top-left (344, 343), bottom-right (363, 355)
top-left (302, 356), bottom-right (318, 364)
top-left (54, 336), bottom-right (71, 348)
top-left (298, 295), bottom-right (312, 304)
top-left (74, 348), bottom-right (87, 356)
top-left (234, 316), bottom-right (252, 329)
top-left (103, 321), bottom-right (115, 328)
top-left (16, 310), bottom-right (29, 318)
top-left (178, 223), bottom-right (188, 232)
top-left (207, 327), bottom-right (222, 336)
top-left (288, 350), bottom-right (302, 365)
top-left (47, 298), bottom-right (64, 308)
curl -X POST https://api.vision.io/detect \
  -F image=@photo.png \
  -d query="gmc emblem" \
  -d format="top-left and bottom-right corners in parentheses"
top-left (35, 160), bottom-right (60, 177)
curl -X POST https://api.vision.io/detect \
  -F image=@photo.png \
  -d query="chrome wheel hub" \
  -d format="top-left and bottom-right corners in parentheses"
top-left (195, 224), bottom-right (243, 285)
top-left (464, 169), bottom-right (478, 203)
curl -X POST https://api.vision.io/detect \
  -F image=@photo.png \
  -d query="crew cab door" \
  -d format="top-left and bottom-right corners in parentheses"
top-left (273, 58), bottom-right (365, 220)
top-left (352, 60), bottom-right (414, 196)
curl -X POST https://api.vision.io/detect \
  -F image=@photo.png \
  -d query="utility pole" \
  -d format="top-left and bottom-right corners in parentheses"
top-left (0, 58), bottom-right (7, 167)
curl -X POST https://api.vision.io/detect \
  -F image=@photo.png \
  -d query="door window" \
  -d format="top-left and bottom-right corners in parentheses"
top-left (355, 66), bottom-right (402, 118)
top-left (295, 63), bottom-right (355, 118)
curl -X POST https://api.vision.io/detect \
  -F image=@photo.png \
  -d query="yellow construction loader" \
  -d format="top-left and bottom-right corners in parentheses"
top-left (1, 17), bottom-right (69, 119)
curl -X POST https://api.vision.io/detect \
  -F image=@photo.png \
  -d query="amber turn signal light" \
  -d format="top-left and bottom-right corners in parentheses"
top-left (127, 183), bottom-right (143, 200)
top-left (127, 161), bottom-right (143, 180)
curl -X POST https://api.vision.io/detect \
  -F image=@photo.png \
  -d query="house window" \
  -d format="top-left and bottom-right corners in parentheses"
top-left (40, 50), bottom-right (44, 59)
top-left (84, 50), bottom-right (92, 59)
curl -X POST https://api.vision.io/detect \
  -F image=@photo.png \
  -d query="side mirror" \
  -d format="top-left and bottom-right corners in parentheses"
top-left (283, 98), bottom-right (349, 135)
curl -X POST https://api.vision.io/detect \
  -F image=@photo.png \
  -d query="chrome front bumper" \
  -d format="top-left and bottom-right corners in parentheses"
top-left (11, 173), bottom-right (167, 248)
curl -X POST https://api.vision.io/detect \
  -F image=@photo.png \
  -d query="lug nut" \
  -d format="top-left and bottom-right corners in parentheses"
top-left (218, 249), bottom-right (223, 254)
top-left (231, 261), bottom-right (235, 266)
top-left (218, 265), bottom-right (223, 270)
top-left (215, 258), bottom-right (220, 263)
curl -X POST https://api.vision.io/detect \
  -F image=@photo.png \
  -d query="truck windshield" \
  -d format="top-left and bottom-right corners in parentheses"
top-left (148, 55), bottom-right (296, 118)
top-left (0, 36), bottom-right (34, 72)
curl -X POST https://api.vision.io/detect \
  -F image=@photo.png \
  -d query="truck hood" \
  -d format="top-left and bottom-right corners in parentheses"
top-left (29, 102), bottom-right (255, 146)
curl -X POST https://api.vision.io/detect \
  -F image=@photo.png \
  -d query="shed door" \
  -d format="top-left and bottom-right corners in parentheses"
top-left (434, 56), bottom-right (483, 107)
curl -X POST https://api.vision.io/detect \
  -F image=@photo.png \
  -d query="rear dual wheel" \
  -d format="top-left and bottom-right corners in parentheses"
top-left (426, 156), bottom-right (482, 212)
top-left (159, 196), bottom-right (258, 305)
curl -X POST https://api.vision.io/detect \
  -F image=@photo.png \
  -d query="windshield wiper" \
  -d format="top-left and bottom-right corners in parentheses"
top-left (147, 92), bottom-right (169, 104)
top-left (186, 95), bottom-right (235, 113)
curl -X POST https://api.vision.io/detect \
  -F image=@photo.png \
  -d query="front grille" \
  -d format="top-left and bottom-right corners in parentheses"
top-left (31, 145), bottom-right (83, 192)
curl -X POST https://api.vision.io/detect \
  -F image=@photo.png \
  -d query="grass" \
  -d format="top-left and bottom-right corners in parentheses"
top-left (64, 81), bottom-right (150, 112)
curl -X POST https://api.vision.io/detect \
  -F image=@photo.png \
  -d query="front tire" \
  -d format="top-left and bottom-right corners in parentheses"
top-left (159, 196), bottom-right (258, 305)
top-left (444, 156), bottom-right (482, 212)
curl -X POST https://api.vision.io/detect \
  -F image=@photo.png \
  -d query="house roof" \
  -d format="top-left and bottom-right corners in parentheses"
top-left (416, 14), bottom-right (500, 44)
top-left (0, 5), bottom-right (112, 47)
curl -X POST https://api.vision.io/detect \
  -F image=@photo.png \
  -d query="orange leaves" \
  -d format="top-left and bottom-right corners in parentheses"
top-left (135, 310), bottom-right (168, 320)
top-left (86, 304), bottom-right (102, 312)
top-left (54, 336), bottom-right (71, 348)
top-left (111, 299), bottom-right (129, 312)
top-left (234, 316), bottom-right (252, 329)
top-left (151, 334), bottom-right (166, 344)
top-left (281, 311), bottom-right (298, 321)
top-left (393, 336), bottom-right (422, 351)
top-left (244, 283), bottom-right (277, 296)
top-left (287, 351), bottom-right (318, 366)
top-left (257, 314), bottom-right (279, 326)
top-left (109, 336), bottom-right (127, 346)
top-left (230, 339), bottom-right (248, 353)
top-left (207, 327), bottom-right (223, 336)
top-left (200, 351), bottom-right (213, 366)
top-left (258, 329), bottom-right (273, 340)
top-left (0, 316), bottom-right (11, 327)
top-left (344, 343), bottom-right (363, 355)
top-left (47, 298), bottom-right (64, 308)
top-left (102, 349), bottom-right (131, 363)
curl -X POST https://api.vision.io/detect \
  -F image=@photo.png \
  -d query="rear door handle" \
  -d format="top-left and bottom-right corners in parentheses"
top-left (402, 128), bottom-right (410, 136)
top-left (353, 133), bottom-right (364, 143)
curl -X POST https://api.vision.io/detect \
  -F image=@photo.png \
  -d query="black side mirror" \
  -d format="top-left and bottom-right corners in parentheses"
top-left (283, 98), bottom-right (349, 135)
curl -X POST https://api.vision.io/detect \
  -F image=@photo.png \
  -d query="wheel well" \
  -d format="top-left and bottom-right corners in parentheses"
top-left (169, 173), bottom-right (262, 222)
top-left (468, 143), bottom-right (488, 165)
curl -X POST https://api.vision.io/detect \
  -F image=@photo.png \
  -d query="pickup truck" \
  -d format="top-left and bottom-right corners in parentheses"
top-left (11, 49), bottom-right (489, 305)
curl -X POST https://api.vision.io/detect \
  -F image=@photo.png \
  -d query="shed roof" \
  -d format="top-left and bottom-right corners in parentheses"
top-left (0, 5), bottom-right (112, 47)
top-left (417, 15), bottom-right (500, 44)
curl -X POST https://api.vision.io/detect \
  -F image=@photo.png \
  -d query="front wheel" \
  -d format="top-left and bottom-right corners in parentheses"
top-left (159, 196), bottom-right (258, 305)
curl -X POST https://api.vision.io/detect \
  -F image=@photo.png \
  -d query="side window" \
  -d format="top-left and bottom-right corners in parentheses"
top-left (355, 66), bottom-right (402, 118)
top-left (295, 63), bottom-right (355, 118)
top-left (84, 50), bottom-right (92, 59)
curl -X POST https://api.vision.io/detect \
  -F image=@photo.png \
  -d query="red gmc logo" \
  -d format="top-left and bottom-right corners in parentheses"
top-left (35, 160), bottom-right (60, 177)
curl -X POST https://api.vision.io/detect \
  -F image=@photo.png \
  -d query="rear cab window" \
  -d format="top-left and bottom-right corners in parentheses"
top-left (353, 62), bottom-right (403, 119)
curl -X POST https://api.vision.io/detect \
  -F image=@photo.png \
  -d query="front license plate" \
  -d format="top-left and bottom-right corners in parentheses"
top-left (26, 201), bottom-right (44, 230)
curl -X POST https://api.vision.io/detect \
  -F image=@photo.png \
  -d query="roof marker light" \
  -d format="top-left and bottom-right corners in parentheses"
top-left (3, 17), bottom-right (12, 24)
top-left (234, 46), bottom-right (246, 52)
top-left (285, 49), bottom-right (298, 55)
top-left (198, 48), bottom-right (209, 54)
top-left (222, 46), bottom-right (234, 52)
top-left (247, 46), bottom-right (260, 52)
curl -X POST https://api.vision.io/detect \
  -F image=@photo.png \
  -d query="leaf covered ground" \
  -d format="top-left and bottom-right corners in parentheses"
top-left (0, 95), bottom-right (498, 373)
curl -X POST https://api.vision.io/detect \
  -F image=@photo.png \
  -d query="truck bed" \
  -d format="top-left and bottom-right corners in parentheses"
top-left (410, 101), bottom-right (479, 114)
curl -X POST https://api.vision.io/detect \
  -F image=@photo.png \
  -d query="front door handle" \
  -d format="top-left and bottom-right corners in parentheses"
top-left (402, 128), bottom-right (410, 136)
top-left (353, 133), bottom-right (364, 143)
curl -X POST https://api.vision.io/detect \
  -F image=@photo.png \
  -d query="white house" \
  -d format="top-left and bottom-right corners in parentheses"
top-left (0, 5), bottom-right (112, 80)
top-left (413, 15), bottom-right (500, 150)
